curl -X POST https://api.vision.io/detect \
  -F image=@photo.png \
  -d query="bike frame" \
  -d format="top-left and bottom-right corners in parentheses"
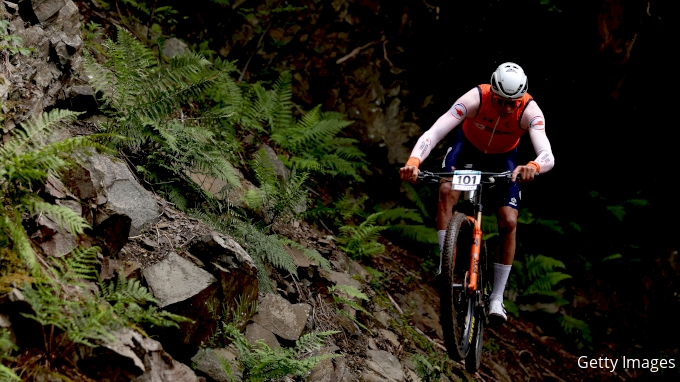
top-left (418, 170), bottom-right (516, 294)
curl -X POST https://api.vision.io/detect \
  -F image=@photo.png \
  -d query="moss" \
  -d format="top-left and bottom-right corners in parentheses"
top-left (0, 247), bottom-right (32, 294)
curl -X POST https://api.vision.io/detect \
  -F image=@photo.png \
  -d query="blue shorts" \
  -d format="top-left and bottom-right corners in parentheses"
top-left (442, 129), bottom-right (521, 210)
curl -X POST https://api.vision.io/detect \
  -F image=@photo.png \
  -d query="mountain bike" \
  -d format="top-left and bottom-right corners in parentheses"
top-left (418, 168), bottom-right (519, 373)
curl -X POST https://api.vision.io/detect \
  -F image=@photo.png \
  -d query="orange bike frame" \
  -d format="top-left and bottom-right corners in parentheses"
top-left (467, 212), bottom-right (483, 292)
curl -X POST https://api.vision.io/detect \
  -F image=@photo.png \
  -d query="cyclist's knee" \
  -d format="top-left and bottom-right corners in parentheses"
top-left (439, 182), bottom-right (457, 202)
top-left (498, 214), bottom-right (517, 234)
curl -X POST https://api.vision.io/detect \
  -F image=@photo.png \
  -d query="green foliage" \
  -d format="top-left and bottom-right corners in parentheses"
top-left (0, 19), bottom-right (33, 58)
top-left (279, 237), bottom-right (331, 272)
top-left (0, 109), bottom-right (104, 273)
top-left (0, 328), bottom-right (19, 381)
top-left (412, 353), bottom-right (444, 382)
top-left (511, 255), bottom-right (571, 296)
top-left (22, 246), bottom-right (187, 353)
top-left (209, 71), bottom-right (368, 182)
top-left (337, 212), bottom-right (388, 259)
top-left (224, 323), bottom-right (339, 382)
top-left (84, 28), bottom-right (240, 210)
top-left (243, 149), bottom-right (309, 225)
top-left (328, 285), bottom-right (372, 334)
top-left (190, 211), bottom-right (298, 294)
top-left (558, 314), bottom-right (592, 350)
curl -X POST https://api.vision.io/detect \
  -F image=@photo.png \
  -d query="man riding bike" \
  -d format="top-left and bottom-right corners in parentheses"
top-left (399, 62), bottom-right (555, 323)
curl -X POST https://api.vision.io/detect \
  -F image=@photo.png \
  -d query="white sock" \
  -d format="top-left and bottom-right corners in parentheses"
top-left (437, 230), bottom-right (447, 274)
top-left (490, 263), bottom-right (512, 303)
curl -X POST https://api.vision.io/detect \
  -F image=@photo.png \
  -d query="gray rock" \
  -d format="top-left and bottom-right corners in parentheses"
top-left (378, 329), bottom-right (400, 349)
top-left (365, 350), bottom-right (404, 382)
top-left (251, 293), bottom-right (311, 341)
top-left (327, 270), bottom-right (363, 291)
top-left (191, 348), bottom-right (242, 382)
top-left (143, 252), bottom-right (217, 308)
top-left (81, 154), bottom-right (160, 236)
top-left (162, 38), bottom-right (189, 58)
top-left (79, 328), bottom-right (200, 382)
top-left (187, 231), bottom-right (259, 325)
top-left (258, 144), bottom-right (289, 182)
top-left (372, 310), bottom-right (393, 329)
top-left (32, 0), bottom-right (68, 23)
top-left (245, 322), bottom-right (280, 349)
top-left (33, 214), bottom-right (76, 257)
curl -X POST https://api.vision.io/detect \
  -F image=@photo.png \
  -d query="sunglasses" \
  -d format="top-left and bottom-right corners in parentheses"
top-left (493, 95), bottom-right (522, 109)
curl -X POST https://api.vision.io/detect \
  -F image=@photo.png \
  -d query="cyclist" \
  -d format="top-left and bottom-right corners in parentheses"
top-left (399, 62), bottom-right (554, 323)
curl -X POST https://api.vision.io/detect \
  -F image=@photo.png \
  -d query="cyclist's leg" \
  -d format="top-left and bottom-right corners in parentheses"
top-left (488, 150), bottom-right (521, 322)
top-left (437, 129), bottom-right (467, 252)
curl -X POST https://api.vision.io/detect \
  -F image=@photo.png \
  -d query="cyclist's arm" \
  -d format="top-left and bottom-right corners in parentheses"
top-left (521, 102), bottom-right (554, 174)
top-left (405, 88), bottom-right (481, 168)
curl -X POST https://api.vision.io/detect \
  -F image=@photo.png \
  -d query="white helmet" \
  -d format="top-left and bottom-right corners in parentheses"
top-left (490, 62), bottom-right (528, 99)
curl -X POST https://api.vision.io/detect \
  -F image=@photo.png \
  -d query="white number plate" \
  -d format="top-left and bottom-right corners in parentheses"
top-left (452, 170), bottom-right (481, 191)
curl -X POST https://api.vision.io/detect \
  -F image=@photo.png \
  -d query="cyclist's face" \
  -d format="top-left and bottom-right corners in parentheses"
top-left (492, 94), bottom-right (522, 114)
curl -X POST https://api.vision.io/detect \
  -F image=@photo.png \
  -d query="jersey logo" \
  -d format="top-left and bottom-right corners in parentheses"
top-left (474, 122), bottom-right (485, 130)
top-left (529, 116), bottom-right (545, 130)
top-left (451, 103), bottom-right (467, 120)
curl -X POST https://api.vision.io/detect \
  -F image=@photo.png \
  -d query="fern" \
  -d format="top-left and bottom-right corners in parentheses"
top-left (512, 255), bottom-right (571, 296)
top-left (0, 109), bottom-right (105, 274)
top-left (329, 285), bottom-right (373, 334)
top-left (84, 28), bottom-right (240, 211)
top-left (224, 323), bottom-right (339, 382)
top-left (246, 149), bottom-right (309, 226)
top-left (0, 328), bottom-right (20, 381)
top-left (558, 314), bottom-right (592, 349)
top-left (337, 212), bottom-right (388, 259)
top-left (191, 211), bottom-right (298, 294)
top-left (279, 238), bottom-right (331, 272)
top-left (412, 353), bottom-right (443, 382)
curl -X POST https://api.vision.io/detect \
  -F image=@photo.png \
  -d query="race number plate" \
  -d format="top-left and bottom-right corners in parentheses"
top-left (452, 170), bottom-right (481, 191)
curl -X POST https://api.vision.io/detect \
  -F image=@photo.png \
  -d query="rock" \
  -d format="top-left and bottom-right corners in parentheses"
top-left (6, 0), bottom-right (83, 132)
top-left (349, 259), bottom-right (372, 283)
top-left (258, 144), bottom-right (289, 182)
top-left (365, 350), bottom-right (404, 382)
top-left (162, 38), bottom-right (189, 58)
top-left (32, 214), bottom-right (77, 257)
top-left (80, 153), bottom-right (160, 236)
top-left (186, 163), bottom-right (256, 209)
top-left (335, 311), bottom-right (361, 337)
top-left (396, 291), bottom-right (442, 339)
top-left (326, 270), bottom-right (363, 291)
top-left (245, 322), bottom-right (280, 349)
top-left (191, 348), bottom-right (243, 382)
top-left (378, 329), bottom-right (400, 349)
top-left (143, 252), bottom-right (217, 308)
top-left (143, 252), bottom-right (221, 361)
top-left (371, 310), bottom-right (394, 330)
top-left (306, 346), bottom-right (342, 382)
top-left (251, 293), bottom-right (311, 341)
top-left (78, 328), bottom-right (200, 382)
top-left (187, 231), bottom-right (259, 325)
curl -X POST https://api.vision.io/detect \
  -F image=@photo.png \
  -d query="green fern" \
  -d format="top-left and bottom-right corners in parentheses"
top-left (512, 255), bottom-right (571, 295)
top-left (224, 323), bottom-right (339, 382)
top-left (0, 328), bottom-right (20, 381)
top-left (246, 149), bottom-right (308, 226)
top-left (190, 211), bottom-right (298, 294)
top-left (412, 353), bottom-right (443, 382)
top-left (558, 314), bottom-right (592, 349)
top-left (337, 212), bottom-right (388, 259)
top-left (83, 28), bottom-right (240, 211)
top-left (0, 109), bottom-right (106, 273)
top-left (328, 285), bottom-right (373, 334)
top-left (279, 238), bottom-right (331, 272)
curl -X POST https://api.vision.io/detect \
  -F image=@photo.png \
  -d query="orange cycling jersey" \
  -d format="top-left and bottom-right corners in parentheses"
top-left (462, 84), bottom-right (533, 154)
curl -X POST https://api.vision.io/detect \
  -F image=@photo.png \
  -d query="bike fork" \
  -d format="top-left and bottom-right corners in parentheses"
top-left (467, 212), bottom-right (483, 292)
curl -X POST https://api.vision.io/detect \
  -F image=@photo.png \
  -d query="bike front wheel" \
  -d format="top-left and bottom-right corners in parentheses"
top-left (439, 212), bottom-right (476, 360)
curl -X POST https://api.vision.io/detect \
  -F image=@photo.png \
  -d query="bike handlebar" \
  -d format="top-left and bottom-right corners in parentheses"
top-left (416, 170), bottom-right (534, 184)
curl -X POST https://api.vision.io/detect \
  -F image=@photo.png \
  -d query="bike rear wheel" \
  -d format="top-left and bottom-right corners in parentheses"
top-left (439, 212), bottom-right (475, 360)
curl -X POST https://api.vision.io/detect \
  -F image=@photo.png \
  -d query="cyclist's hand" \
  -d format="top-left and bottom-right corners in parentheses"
top-left (512, 165), bottom-right (537, 182)
top-left (400, 165), bottom-right (419, 183)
